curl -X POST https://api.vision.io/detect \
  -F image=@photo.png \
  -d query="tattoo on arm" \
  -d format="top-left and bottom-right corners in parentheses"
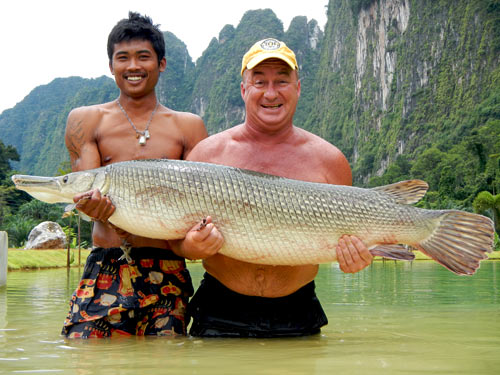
top-left (66, 119), bottom-right (84, 168)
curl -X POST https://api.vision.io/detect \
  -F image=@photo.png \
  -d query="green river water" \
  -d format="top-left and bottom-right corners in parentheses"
top-left (1, 261), bottom-right (499, 374)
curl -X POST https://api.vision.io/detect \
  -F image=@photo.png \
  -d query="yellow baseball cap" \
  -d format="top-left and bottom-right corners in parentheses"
top-left (241, 38), bottom-right (298, 75)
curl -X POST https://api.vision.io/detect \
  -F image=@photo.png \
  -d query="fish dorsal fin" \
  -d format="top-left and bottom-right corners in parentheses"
top-left (371, 180), bottom-right (429, 204)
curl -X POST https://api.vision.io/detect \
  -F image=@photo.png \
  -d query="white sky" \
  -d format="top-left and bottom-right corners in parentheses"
top-left (0, 0), bottom-right (328, 114)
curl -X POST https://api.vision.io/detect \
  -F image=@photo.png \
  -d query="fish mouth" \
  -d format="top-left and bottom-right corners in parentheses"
top-left (11, 174), bottom-right (74, 204)
top-left (11, 175), bottom-right (61, 197)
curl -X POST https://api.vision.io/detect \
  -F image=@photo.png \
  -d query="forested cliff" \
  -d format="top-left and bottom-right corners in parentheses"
top-left (0, 1), bottom-right (498, 211)
top-left (308, 0), bottom-right (499, 211)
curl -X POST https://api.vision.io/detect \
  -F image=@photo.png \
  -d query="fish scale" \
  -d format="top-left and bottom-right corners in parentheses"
top-left (12, 159), bottom-right (495, 275)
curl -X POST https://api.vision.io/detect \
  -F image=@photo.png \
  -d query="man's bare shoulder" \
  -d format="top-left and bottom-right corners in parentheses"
top-left (160, 107), bottom-right (202, 125)
top-left (295, 127), bottom-right (352, 185)
top-left (294, 127), bottom-right (341, 155)
top-left (190, 128), bottom-right (233, 152)
top-left (187, 125), bottom-right (242, 162)
top-left (157, 107), bottom-right (208, 158)
top-left (70, 101), bottom-right (116, 114)
top-left (67, 101), bottom-right (115, 127)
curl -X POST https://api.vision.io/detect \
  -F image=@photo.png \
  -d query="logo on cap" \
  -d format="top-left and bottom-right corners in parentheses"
top-left (260, 38), bottom-right (281, 51)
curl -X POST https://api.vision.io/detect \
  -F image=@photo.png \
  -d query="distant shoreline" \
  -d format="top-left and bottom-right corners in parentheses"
top-left (6, 248), bottom-right (500, 271)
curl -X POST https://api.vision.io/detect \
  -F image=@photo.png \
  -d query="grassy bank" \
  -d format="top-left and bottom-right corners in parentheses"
top-left (7, 248), bottom-right (91, 270)
top-left (5, 248), bottom-right (500, 270)
top-left (410, 251), bottom-right (500, 261)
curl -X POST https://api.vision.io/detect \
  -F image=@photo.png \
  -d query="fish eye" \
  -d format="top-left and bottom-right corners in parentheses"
top-left (63, 176), bottom-right (68, 183)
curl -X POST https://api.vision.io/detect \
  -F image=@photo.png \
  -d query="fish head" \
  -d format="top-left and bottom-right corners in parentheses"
top-left (11, 170), bottom-right (100, 204)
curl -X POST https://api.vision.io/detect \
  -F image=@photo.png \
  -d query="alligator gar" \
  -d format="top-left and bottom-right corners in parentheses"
top-left (12, 159), bottom-right (494, 275)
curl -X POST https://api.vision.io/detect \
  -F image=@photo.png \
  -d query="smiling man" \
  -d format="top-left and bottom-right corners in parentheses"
top-left (61, 12), bottom-right (213, 338)
top-left (177, 38), bottom-right (374, 337)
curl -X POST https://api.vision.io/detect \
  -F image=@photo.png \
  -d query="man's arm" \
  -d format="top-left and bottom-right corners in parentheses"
top-left (336, 235), bottom-right (373, 273)
top-left (65, 107), bottom-right (115, 222)
top-left (65, 108), bottom-right (101, 172)
top-left (169, 216), bottom-right (224, 260)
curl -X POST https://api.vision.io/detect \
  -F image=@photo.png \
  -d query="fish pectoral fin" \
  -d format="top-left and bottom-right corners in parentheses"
top-left (369, 244), bottom-right (415, 261)
top-left (62, 203), bottom-right (77, 218)
top-left (371, 180), bottom-right (429, 205)
top-left (63, 203), bottom-right (92, 222)
top-left (77, 212), bottom-right (93, 222)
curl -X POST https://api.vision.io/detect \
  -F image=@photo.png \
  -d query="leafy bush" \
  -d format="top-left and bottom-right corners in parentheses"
top-left (3, 217), bottom-right (37, 247)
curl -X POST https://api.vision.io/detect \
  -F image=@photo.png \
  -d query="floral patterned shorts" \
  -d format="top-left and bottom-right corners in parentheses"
top-left (62, 247), bottom-right (193, 338)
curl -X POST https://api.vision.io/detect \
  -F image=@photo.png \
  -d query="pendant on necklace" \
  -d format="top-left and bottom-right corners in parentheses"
top-left (117, 99), bottom-right (158, 147)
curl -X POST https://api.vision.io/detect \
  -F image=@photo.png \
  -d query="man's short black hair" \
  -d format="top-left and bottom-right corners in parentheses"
top-left (107, 11), bottom-right (165, 65)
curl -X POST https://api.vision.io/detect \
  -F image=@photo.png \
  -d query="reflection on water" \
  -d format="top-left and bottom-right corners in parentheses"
top-left (0, 262), bottom-right (499, 374)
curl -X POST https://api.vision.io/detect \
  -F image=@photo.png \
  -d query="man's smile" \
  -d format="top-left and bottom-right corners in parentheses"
top-left (124, 74), bottom-right (146, 82)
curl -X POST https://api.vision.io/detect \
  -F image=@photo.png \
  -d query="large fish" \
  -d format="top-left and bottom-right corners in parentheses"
top-left (12, 159), bottom-right (494, 275)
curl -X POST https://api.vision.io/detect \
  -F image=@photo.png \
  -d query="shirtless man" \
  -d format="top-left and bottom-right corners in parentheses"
top-left (178, 38), bottom-right (374, 337)
top-left (61, 12), bottom-right (217, 338)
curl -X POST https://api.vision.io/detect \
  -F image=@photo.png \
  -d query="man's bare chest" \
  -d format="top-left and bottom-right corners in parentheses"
top-left (97, 133), bottom-right (184, 165)
top-left (218, 150), bottom-right (325, 183)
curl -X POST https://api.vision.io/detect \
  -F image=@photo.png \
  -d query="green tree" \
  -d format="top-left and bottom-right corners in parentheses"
top-left (411, 147), bottom-right (446, 191)
top-left (473, 191), bottom-right (500, 235)
top-left (0, 140), bottom-right (19, 180)
top-left (0, 185), bottom-right (12, 226)
top-left (0, 141), bottom-right (28, 226)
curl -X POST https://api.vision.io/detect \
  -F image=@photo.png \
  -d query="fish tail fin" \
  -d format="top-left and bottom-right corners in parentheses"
top-left (417, 210), bottom-right (494, 275)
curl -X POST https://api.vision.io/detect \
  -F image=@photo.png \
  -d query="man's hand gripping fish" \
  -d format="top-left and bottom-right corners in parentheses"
top-left (12, 159), bottom-right (495, 275)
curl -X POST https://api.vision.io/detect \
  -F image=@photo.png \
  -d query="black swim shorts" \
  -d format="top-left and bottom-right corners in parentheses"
top-left (188, 273), bottom-right (328, 338)
top-left (62, 247), bottom-right (193, 338)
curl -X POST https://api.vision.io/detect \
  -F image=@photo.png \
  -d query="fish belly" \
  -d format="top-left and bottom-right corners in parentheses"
top-left (105, 160), bottom-right (425, 265)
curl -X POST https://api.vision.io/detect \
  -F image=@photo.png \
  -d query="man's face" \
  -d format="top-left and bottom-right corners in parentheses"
top-left (241, 59), bottom-right (300, 131)
top-left (109, 39), bottom-right (166, 98)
